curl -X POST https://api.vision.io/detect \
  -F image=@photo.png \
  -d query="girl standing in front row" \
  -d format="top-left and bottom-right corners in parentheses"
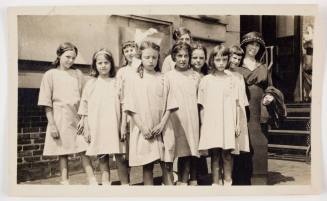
top-left (38, 42), bottom-right (96, 185)
top-left (123, 41), bottom-right (177, 185)
top-left (165, 42), bottom-right (200, 185)
top-left (77, 49), bottom-right (129, 185)
top-left (198, 45), bottom-right (240, 186)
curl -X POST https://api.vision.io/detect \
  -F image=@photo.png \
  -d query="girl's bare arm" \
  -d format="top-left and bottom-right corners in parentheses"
top-left (45, 106), bottom-right (60, 139)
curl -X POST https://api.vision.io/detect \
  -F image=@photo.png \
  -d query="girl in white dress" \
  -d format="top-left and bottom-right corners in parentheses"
top-left (117, 41), bottom-right (140, 142)
top-left (227, 45), bottom-right (251, 185)
top-left (38, 42), bottom-right (96, 185)
top-left (78, 49), bottom-right (129, 185)
top-left (124, 41), bottom-right (177, 185)
top-left (116, 41), bottom-right (140, 183)
top-left (164, 42), bottom-right (200, 185)
top-left (227, 45), bottom-right (250, 155)
top-left (188, 42), bottom-right (210, 185)
top-left (198, 45), bottom-right (240, 186)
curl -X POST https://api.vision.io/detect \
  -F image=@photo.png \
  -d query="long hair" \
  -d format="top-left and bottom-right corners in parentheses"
top-left (90, 48), bottom-right (116, 78)
top-left (191, 42), bottom-right (209, 75)
top-left (208, 44), bottom-right (230, 73)
top-left (52, 42), bottom-right (78, 68)
top-left (137, 41), bottom-right (161, 78)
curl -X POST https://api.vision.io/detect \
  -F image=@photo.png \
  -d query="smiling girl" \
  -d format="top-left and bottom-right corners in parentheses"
top-left (38, 42), bottom-right (96, 185)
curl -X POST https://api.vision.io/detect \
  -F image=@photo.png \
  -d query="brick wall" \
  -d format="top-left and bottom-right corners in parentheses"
top-left (17, 88), bottom-right (84, 183)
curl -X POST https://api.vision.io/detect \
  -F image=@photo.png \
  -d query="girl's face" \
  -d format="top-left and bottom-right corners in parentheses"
top-left (123, 46), bottom-right (137, 63)
top-left (245, 42), bottom-right (260, 57)
top-left (96, 54), bottom-right (111, 77)
top-left (177, 34), bottom-right (191, 45)
top-left (191, 49), bottom-right (206, 70)
top-left (229, 54), bottom-right (243, 68)
top-left (175, 49), bottom-right (190, 70)
top-left (213, 55), bottom-right (228, 72)
top-left (59, 50), bottom-right (76, 69)
top-left (141, 48), bottom-right (159, 72)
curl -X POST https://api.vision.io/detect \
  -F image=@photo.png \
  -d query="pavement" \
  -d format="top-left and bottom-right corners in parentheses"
top-left (20, 159), bottom-right (311, 185)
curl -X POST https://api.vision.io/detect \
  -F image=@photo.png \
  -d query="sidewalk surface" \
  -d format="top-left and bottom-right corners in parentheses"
top-left (20, 159), bottom-right (310, 185)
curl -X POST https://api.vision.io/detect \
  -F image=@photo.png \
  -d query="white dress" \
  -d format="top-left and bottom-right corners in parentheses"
top-left (124, 71), bottom-right (177, 166)
top-left (161, 55), bottom-right (175, 73)
top-left (198, 72), bottom-right (238, 152)
top-left (78, 77), bottom-right (125, 156)
top-left (164, 68), bottom-right (200, 158)
top-left (227, 70), bottom-right (250, 154)
top-left (38, 68), bottom-right (88, 156)
top-left (116, 58), bottom-right (141, 96)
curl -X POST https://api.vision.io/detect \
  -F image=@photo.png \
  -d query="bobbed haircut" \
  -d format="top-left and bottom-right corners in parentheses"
top-left (121, 41), bottom-right (139, 66)
top-left (172, 27), bottom-right (192, 41)
top-left (208, 44), bottom-right (230, 71)
top-left (229, 45), bottom-right (244, 57)
top-left (171, 42), bottom-right (192, 65)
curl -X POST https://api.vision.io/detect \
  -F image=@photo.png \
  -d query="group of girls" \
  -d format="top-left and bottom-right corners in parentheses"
top-left (38, 27), bottom-right (269, 186)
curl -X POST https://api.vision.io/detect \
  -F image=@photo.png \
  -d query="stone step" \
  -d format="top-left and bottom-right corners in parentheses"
top-left (268, 129), bottom-right (310, 136)
top-left (286, 103), bottom-right (311, 108)
top-left (268, 152), bottom-right (308, 162)
top-left (272, 118), bottom-right (309, 130)
top-left (285, 116), bottom-right (310, 120)
top-left (268, 144), bottom-right (308, 150)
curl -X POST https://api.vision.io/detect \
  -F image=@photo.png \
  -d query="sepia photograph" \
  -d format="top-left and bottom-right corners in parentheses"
top-left (6, 4), bottom-right (323, 197)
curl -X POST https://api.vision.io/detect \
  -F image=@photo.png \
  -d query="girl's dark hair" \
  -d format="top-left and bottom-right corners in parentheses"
top-left (90, 48), bottom-right (116, 78)
top-left (208, 44), bottom-right (230, 73)
top-left (121, 41), bottom-right (138, 66)
top-left (52, 42), bottom-right (78, 68)
top-left (172, 27), bottom-right (192, 41)
top-left (137, 41), bottom-right (161, 78)
top-left (171, 42), bottom-right (192, 66)
top-left (191, 42), bottom-right (209, 75)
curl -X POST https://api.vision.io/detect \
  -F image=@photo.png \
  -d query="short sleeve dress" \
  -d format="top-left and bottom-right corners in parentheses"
top-left (197, 72), bottom-right (238, 152)
top-left (161, 55), bottom-right (175, 73)
top-left (78, 77), bottom-right (125, 156)
top-left (116, 58), bottom-right (141, 103)
top-left (164, 68), bottom-right (200, 158)
top-left (228, 70), bottom-right (250, 154)
top-left (123, 71), bottom-right (178, 166)
top-left (38, 68), bottom-right (88, 156)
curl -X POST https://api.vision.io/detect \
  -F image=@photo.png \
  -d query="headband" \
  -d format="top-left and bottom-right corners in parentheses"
top-left (94, 50), bottom-right (112, 58)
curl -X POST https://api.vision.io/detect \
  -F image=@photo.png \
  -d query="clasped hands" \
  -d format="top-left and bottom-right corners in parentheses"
top-left (139, 123), bottom-right (164, 140)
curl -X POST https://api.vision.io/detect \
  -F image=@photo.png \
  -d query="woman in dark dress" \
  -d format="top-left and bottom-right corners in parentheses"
top-left (232, 32), bottom-right (270, 185)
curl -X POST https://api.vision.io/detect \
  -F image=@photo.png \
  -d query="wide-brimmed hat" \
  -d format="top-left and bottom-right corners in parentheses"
top-left (240, 32), bottom-right (266, 59)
